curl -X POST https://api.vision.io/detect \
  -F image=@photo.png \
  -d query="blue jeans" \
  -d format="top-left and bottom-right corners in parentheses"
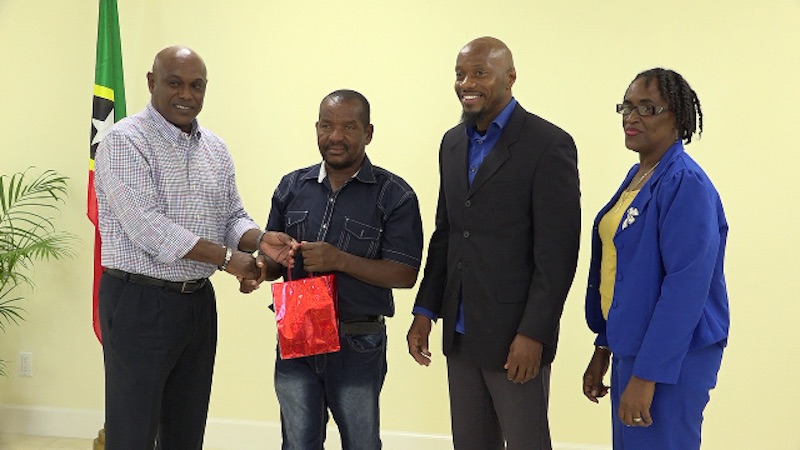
top-left (275, 326), bottom-right (387, 450)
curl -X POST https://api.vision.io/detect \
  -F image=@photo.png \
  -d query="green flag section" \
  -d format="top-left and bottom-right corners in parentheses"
top-left (88, 0), bottom-right (126, 343)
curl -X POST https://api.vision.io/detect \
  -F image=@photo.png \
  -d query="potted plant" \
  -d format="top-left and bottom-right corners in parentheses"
top-left (0, 167), bottom-right (76, 376)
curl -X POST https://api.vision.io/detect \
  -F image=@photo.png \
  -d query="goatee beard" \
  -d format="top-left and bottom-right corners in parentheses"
top-left (460, 110), bottom-right (482, 128)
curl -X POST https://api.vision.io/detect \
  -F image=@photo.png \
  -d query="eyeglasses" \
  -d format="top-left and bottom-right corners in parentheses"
top-left (616, 104), bottom-right (668, 116)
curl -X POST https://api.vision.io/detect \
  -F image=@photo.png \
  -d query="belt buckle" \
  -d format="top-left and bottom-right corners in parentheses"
top-left (180, 281), bottom-right (193, 294)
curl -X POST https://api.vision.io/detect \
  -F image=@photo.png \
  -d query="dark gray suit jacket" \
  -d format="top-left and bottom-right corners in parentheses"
top-left (415, 103), bottom-right (581, 369)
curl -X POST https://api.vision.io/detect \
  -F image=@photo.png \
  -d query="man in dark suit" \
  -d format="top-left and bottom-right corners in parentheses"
top-left (407, 36), bottom-right (581, 450)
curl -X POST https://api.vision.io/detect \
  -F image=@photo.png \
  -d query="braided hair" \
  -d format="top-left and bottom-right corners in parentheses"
top-left (633, 68), bottom-right (703, 144)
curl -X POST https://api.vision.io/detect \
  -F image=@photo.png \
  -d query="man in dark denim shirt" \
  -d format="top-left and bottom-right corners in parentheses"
top-left (257, 89), bottom-right (423, 450)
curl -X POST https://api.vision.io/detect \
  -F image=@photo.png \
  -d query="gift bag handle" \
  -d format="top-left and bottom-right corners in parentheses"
top-left (286, 269), bottom-right (316, 282)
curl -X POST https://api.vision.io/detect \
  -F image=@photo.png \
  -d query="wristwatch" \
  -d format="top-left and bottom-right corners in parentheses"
top-left (218, 246), bottom-right (233, 271)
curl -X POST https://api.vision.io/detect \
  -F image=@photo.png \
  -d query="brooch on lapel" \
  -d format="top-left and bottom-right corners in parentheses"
top-left (621, 207), bottom-right (639, 230)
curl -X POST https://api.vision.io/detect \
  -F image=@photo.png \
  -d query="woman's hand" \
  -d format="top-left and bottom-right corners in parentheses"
top-left (619, 375), bottom-right (656, 427)
top-left (583, 346), bottom-right (611, 403)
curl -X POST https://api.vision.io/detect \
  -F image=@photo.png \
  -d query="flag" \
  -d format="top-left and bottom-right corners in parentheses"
top-left (88, 0), bottom-right (126, 343)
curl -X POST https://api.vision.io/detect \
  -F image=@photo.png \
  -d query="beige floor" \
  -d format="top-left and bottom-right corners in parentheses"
top-left (0, 433), bottom-right (94, 450)
top-left (0, 434), bottom-right (224, 450)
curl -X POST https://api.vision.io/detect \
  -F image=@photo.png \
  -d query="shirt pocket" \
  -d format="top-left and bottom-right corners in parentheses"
top-left (340, 217), bottom-right (382, 259)
top-left (285, 210), bottom-right (308, 241)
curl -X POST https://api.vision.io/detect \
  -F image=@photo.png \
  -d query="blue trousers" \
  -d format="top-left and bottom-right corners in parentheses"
top-left (610, 343), bottom-right (724, 450)
top-left (274, 325), bottom-right (387, 450)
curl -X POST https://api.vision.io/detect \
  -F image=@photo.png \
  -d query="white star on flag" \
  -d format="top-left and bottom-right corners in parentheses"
top-left (91, 108), bottom-right (115, 146)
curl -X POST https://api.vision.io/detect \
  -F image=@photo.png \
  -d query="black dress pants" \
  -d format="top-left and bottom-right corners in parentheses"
top-left (99, 273), bottom-right (217, 450)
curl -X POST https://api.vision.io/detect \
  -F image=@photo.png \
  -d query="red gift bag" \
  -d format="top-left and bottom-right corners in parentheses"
top-left (271, 272), bottom-right (340, 359)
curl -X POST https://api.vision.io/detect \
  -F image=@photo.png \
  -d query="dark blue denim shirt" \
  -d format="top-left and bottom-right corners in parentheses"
top-left (266, 155), bottom-right (423, 320)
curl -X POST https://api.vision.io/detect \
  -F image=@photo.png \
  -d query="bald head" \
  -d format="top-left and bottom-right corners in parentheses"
top-left (455, 36), bottom-right (516, 131)
top-left (147, 45), bottom-right (208, 133)
top-left (458, 36), bottom-right (515, 73)
top-left (152, 46), bottom-right (207, 78)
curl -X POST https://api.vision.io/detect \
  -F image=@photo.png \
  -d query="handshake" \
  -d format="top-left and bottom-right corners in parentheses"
top-left (236, 233), bottom-right (347, 294)
top-left (218, 230), bottom-right (299, 293)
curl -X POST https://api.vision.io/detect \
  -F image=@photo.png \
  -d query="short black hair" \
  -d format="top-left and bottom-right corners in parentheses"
top-left (633, 68), bottom-right (703, 144)
top-left (323, 89), bottom-right (370, 127)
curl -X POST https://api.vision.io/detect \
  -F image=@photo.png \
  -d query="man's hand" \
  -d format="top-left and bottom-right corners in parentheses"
top-left (583, 347), bottom-right (611, 403)
top-left (239, 255), bottom-right (268, 294)
top-left (299, 241), bottom-right (341, 273)
top-left (504, 334), bottom-right (543, 383)
top-left (259, 232), bottom-right (298, 268)
top-left (225, 251), bottom-right (261, 280)
top-left (407, 314), bottom-right (433, 366)
top-left (618, 375), bottom-right (655, 427)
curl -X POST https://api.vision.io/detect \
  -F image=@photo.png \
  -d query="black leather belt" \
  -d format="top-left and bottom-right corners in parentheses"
top-left (340, 315), bottom-right (385, 335)
top-left (104, 268), bottom-right (208, 294)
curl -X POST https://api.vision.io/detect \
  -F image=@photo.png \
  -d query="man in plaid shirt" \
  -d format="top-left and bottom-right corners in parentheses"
top-left (95, 45), bottom-right (296, 450)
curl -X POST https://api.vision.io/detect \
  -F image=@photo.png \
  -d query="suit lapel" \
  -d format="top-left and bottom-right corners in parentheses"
top-left (619, 182), bottom-right (653, 234)
top-left (447, 131), bottom-right (470, 196)
top-left (467, 105), bottom-right (524, 197)
top-left (617, 142), bottom-right (684, 235)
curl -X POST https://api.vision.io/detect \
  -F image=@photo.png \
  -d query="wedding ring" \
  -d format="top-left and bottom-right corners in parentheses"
top-left (633, 417), bottom-right (643, 423)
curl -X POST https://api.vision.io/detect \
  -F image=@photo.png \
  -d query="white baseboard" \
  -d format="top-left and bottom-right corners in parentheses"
top-left (0, 404), bottom-right (610, 450)
top-left (0, 404), bottom-right (104, 437)
top-left (201, 419), bottom-right (454, 450)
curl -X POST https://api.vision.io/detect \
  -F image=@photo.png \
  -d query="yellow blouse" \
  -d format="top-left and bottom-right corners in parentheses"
top-left (598, 189), bottom-right (639, 319)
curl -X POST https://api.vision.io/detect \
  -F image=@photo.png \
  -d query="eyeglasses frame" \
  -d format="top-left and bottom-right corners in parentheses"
top-left (616, 103), bottom-right (668, 117)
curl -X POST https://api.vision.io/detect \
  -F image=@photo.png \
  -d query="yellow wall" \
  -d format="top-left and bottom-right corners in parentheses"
top-left (1, 0), bottom-right (798, 448)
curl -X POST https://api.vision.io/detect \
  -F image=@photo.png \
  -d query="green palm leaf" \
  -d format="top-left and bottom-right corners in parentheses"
top-left (0, 288), bottom-right (25, 331)
top-left (0, 167), bottom-right (76, 371)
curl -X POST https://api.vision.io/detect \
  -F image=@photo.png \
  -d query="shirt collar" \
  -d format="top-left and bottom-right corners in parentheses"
top-left (466, 97), bottom-right (517, 140)
top-left (145, 103), bottom-right (201, 141)
top-left (315, 155), bottom-right (376, 184)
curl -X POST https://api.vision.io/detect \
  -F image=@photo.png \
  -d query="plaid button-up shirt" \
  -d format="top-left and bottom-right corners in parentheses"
top-left (95, 103), bottom-right (258, 281)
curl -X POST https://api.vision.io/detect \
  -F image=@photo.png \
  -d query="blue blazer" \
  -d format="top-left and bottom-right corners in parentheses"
top-left (585, 141), bottom-right (729, 384)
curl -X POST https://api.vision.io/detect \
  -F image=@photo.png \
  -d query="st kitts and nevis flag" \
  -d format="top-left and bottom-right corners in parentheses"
top-left (88, 0), bottom-right (126, 343)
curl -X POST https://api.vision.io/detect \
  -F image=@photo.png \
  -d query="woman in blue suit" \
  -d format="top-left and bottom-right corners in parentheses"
top-left (582, 68), bottom-right (729, 450)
